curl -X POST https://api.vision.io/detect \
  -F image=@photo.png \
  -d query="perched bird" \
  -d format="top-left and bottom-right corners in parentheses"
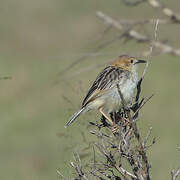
top-left (65, 55), bottom-right (146, 128)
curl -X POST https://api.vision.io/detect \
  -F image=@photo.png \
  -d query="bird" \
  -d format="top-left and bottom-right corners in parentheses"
top-left (64, 55), bottom-right (146, 128)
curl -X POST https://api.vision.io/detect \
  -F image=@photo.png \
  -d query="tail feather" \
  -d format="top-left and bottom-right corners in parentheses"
top-left (64, 107), bottom-right (86, 128)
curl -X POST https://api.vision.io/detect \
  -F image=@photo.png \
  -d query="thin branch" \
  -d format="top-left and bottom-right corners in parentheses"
top-left (147, 0), bottom-right (180, 23)
top-left (97, 11), bottom-right (148, 42)
top-left (118, 18), bottom-right (172, 26)
top-left (70, 162), bottom-right (89, 180)
top-left (143, 127), bottom-right (153, 147)
top-left (121, 0), bottom-right (180, 23)
top-left (56, 169), bottom-right (67, 180)
top-left (141, 19), bottom-right (159, 80)
top-left (96, 11), bottom-right (180, 56)
top-left (132, 94), bottom-right (154, 120)
top-left (171, 167), bottom-right (180, 180)
top-left (115, 164), bottom-right (138, 179)
top-left (120, 0), bottom-right (146, 6)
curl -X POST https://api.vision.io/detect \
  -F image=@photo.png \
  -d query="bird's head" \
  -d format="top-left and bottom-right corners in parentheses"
top-left (111, 55), bottom-right (146, 71)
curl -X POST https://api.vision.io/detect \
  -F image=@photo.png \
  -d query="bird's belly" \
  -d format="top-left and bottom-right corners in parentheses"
top-left (86, 78), bottom-right (137, 114)
top-left (103, 79), bottom-right (137, 112)
top-left (121, 78), bottom-right (137, 103)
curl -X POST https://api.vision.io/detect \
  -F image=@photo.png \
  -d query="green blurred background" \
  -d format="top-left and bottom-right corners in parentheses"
top-left (0, 0), bottom-right (180, 179)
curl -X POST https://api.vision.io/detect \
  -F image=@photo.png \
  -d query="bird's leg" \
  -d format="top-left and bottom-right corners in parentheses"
top-left (101, 115), bottom-right (111, 127)
top-left (98, 107), bottom-right (113, 125)
top-left (98, 108), bottom-right (119, 134)
top-left (110, 112), bottom-right (119, 133)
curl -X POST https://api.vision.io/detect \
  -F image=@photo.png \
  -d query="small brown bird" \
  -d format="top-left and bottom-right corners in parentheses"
top-left (65, 55), bottom-right (146, 128)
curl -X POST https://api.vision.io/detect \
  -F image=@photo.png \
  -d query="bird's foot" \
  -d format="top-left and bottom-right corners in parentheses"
top-left (112, 123), bottom-right (119, 135)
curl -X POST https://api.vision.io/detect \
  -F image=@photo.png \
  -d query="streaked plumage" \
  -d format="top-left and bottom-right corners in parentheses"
top-left (65, 55), bottom-right (146, 128)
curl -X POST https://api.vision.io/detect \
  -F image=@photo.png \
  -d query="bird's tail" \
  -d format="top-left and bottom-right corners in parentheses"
top-left (64, 107), bottom-right (86, 128)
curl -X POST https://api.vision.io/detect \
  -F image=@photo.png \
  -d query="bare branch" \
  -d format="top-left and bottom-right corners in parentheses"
top-left (56, 169), bottom-right (67, 180)
top-left (97, 11), bottom-right (148, 42)
top-left (132, 94), bottom-right (154, 120)
top-left (96, 11), bottom-right (180, 57)
top-left (120, 0), bottom-right (146, 6)
top-left (147, 0), bottom-right (180, 23)
top-left (143, 127), bottom-right (153, 147)
top-left (142, 19), bottom-right (159, 80)
top-left (121, 0), bottom-right (180, 23)
top-left (70, 161), bottom-right (89, 180)
top-left (118, 18), bottom-right (171, 26)
top-left (115, 164), bottom-right (138, 179)
top-left (171, 167), bottom-right (180, 180)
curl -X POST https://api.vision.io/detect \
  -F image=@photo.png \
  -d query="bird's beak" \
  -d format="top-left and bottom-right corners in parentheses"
top-left (135, 59), bottom-right (146, 64)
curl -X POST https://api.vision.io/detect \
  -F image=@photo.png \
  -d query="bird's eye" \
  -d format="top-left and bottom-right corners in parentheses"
top-left (130, 59), bottom-right (134, 63)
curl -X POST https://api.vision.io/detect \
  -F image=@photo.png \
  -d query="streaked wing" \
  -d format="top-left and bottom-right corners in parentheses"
top-left (82, 66), bottom-right (126, 107)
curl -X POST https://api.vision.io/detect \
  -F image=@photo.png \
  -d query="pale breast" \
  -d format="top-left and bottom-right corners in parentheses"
top-left (122, 71), bottom-right (138, 101)
top-left (86, 71), bottom-right (138, 113)
top-left (102, 72), bottom-right (138, 113)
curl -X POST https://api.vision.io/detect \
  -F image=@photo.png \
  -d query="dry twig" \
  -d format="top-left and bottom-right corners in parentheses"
top-left (96, 11), bottom-right (180, 57)
top-left (171, 167), bottom-right (180, 180)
